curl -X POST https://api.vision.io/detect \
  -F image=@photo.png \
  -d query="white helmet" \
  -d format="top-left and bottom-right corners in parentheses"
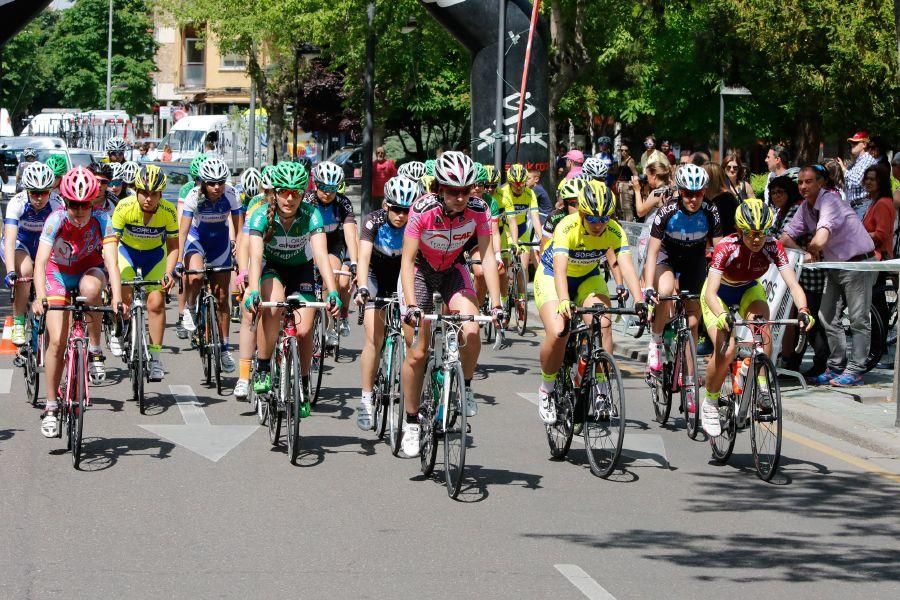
top-left (198, 157), bottom-right (230, 183)
top-left (311, 161), bottom-right (345, 191)
top-left (384, 176), bottom-right (419, 208)
top-left (240, 167), bottom-right (262, 197)
top-left (21, 162), bottom-right (56, 191)
top-left (674, 164), bottom-right (709, 192)
top-left (110, 162), bottom-right (125, 182)
top-left (105, 136), bottom-right (128, 153)
top-left (434, 151), bottom-right (476, 187)
top-left (119, 161), bottom-right (139, 185)
top-left (398, 161), bottom-right (426, 181)
top-left (582, 156), bottom-right (609, 180)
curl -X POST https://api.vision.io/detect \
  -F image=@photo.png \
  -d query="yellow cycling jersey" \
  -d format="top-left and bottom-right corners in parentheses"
top-left (111, 195), bottom-right (179, 251)
top-left (497, 184), bottom-right (538, 228)
top-left (541, 213), bottom-right (630, 278)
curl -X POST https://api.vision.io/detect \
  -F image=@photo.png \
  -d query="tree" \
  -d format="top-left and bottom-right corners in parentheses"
top-left (0, 11), bottom-right (58, 129)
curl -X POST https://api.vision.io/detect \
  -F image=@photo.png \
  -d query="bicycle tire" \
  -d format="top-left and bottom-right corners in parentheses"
top-left (515, 284), bottom-right (528, 336)
top-left (133, 309), bottom-right (146, 414)
top-left (481, 299), bottom-right (494, 343)
top-left (199, 300), bottom-right (212, 385)
top-left (750, 354), bottom-right (782, 482)
top-left (419, 361), bottom-right (438, 476)
top-left (584, 350), bottom-right (626, 478)
top-left (286, 338), bottom-right (302, 464)
top-left (506, 268), bottom-right (521, 334)
top-left (865, 307), bottom-right (886, 372)
top-left (25, 318), bottom-right (39, 406)
top-left (650, 364), bottom-right (672, 425)
top-left (61, 352), bottom-right (73, 449)
top-left (443, 363), bottom-right (467, 499)
top-left (71, 341), bottom-right (86, 470)
top-left (680, 332), bottom-right (700, 440)
top-left (310, 309), bottom-right (326, 405)
top-left (389, 335), bottom-right (406, 456)
top-left (332, 316), bottom-right (342, 363)
top-left (373, 339), bottom-right (389, 438)
top-left (207, 298), bottom-right (222, 395)
top-left (709, 373), bottom-right (737, 463)
top-left (267, 358), bottom-right (282, 446)
top-left (547, 366), bottom-right (575, 459)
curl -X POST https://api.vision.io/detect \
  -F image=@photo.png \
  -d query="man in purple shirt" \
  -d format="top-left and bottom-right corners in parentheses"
top-left (780, 164), bottom-right (876, 386)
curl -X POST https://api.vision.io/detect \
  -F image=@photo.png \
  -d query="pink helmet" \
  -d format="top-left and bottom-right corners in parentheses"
top-left (564, 149), bottom-right (584, 164)
top-left (434, 151), bottom-right (477, 187)
top-left (60, 166), bottom-right (99, 203)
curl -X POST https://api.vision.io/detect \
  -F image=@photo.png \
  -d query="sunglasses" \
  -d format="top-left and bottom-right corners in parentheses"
top-left (205, 180), bottom-right (226, 186)
top-left (28, 190), bottom-right (51, 197)
top-left (275, 188), bottom-right (302, 198)
top-left (725, 165), bottom-right (739, 171)
top-left (96, 178), bottom-right (110, 185)
top-left (565, 200), bottom-right (579, 208)
top-left (388, 206), bottom-right (410, 215)
top-left (681, 189), bottom-right (705, 199)
top-left (442, 185), bottom-right (472, 196)
top-left (66, 201), bottom-right (92, 211)
top-left (743, 229), bottom-right (767, 240)
top-left (583, 214), bottom-right (610, 224)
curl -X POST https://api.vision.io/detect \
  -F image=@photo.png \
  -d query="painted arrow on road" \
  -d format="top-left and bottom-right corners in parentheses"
top-left (139, 385), bottom-right (257, 462)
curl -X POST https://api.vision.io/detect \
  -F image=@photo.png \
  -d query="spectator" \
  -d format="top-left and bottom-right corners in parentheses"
top-left (137, 142), bottom-right (152, 163)
top-left (839, 130), bottom-right (878, 217)
top-left (528, 168), bottom-right (553, 225)
top-left (639, 136), bottom-right (669, 171)
top-left (892, 153), bottom-right (900, 259)
top-left (594, 136), bottom-right (617, 186)
top-left (768, 175), bottom-right (802, 234)
top-left (823, 158), bottom-right (846, 199)
top-left (161, 144), bottom-right (173, 162)
top-left (704, 162), bottom-right (738, 236)
top-left (867, 136), bottom-right (888, 165)
top-left (615, 144), bottom-right (638, 222)
top-left (780, 164), bottom-right (876, 387)
top-left (861, 164), bottom-right (894, 260)
top-left (659, 140), bottom-right (676, 165)
top-left (636, 161), bottom-right (674, 263)
top-left (14, 147), bottom-right (38, 192)
top-left (679, 150), bottom-right (692, 165)
top-left (563, 149), bottom-right (584, 180)
top-left (555, 143), bottom-right (567, 179)
top-left (690, 151), bottom-right (710, 166)
top-left (763, 144), bottom-right (790, 202)
top-left (723, 151), bottom-right (754, 200)
top-left (371, 145), bottom-right (397, 207)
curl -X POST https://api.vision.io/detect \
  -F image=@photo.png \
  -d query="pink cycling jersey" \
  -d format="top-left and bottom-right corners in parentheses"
top-left (39, 210), bottom-right (115, 274)
top-left (708, 234), bottom-right (790, 285)
top-left (405, 194), bottom-right (491, 272)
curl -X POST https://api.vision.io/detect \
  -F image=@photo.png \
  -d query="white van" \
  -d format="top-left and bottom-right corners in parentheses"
top-left (160, 113), bottom-right (267, 171)
top-left (20, 111), bottom-right (79, 138)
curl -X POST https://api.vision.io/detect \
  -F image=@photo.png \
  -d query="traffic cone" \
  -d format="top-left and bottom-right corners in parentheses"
top-left (0, 316), bottom-right (16, 355)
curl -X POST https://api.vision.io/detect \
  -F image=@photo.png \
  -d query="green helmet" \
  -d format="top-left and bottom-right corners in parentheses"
top-left (269, 161), bottom-right (308, 190)
top-left (44, 154), bottom-right (68, 177)
top-left (424, 159), bottom-right (436, 177)
top-left (189, 153), bottom-right (209, 179)
top-left (474, 163), bottom-right (488, 184)
top-left (260, 165), bottom-right (276, 190)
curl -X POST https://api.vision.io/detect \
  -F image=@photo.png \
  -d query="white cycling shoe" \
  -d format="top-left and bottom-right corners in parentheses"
top-left (148, 358), bottom-right (165, 382)
top-left (647, 342), bottom-right (662, 372)
top-left (357, 399), bottom-right (374, 430)
top-left (41, 409), bottom-right (59, 438)
top-left (464, 388), bottom-right (477, 417)
top-left (220, 350), bottom-right (236, 373)
top-left (109, 335), bottom-right (123, 357)
top-left (401, 421), bottom-right (421, 457)
top-left (339, 319), bottom-right (351, 338)
top-left (538, 389), bottom-right (557, 425)
top-left (234, 379), bottom-right (250, 401)
top-left (701, 398), bottom-right (722, 437)
top-left (181, 309), bottom-right (197, 332)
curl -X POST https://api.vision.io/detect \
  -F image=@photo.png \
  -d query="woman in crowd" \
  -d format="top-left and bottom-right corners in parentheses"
top-left (704, 162), bottom-right (738, 236)
top-left (862, 164), bottom-right (895, 333)
top-left (723, 151), bottom-right (754, 201)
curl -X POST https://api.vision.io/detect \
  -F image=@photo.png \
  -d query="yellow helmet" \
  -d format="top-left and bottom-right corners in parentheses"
top-left (506, 163), bottom-right (528, 184)
top-left (735, 198), bottom-right (774, 232)
top-left (484, 164), bottom-right (501, 186)
top-left (558, 177), bottom-right (587, 201)
top-left (578, 180), bottom-right (616, 218)
top-left (134, 164), bottom-right (168, 193)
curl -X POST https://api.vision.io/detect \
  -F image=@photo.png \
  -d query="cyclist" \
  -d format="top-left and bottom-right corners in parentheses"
top-left (353, 175), bottom-right (417, 428)
top-left (500, 163), bottom-right (542, 290)
top-left (420, 159), bottom-right (437, 195)
top-left (468, 163), bottom-right (502, 307)
top-left (398, 160), bottom-right (426, 183)
top-left (582, 156), bottom-right (610, 184)
top-left (88, 162), bottom-right (118, 215)
top-left (3, 162), bottom-right (64, 345)
top-left (243, 161), bottom-right (342, 407)
top-left (110, 165), bottom-right (179, 381)
top-left (118, 161), bottom-right (139, 198)
top-left (305, 161), bottom-right (358, 344)
top-left (105, 137), bottom-right (129, 164)
top-left (541, 178), bottom-right (587, 251)
top-left (594, 136), bottom-right (617, 187)
top-left (238, 167), bottom-right (262, 209)
top-left (179, 153), bottom-right (208, 202)
top-left (14, 147), bottom-right (39, 192)
top-left (643, 164), bottom-right (722, 374)
top-left (108, 163), bottom-right (127, 200)
top-left (534, 182), bottom-right (645, 424)
top-left (44, 155), bottom-right (68, 192)
top-left (700, 199), bottom-right (813, 436)
top-left (33, 167), bottom-right (122, 437)
top-left (176, 157), bottom-right (242, 374)
top-left (398, 151), bottom-right (504, 457)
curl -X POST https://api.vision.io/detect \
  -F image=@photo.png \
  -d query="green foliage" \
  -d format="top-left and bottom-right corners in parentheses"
top-left (0, 11), bottom-right (57, 127)
top-left (750, 172), bottom-right (771, 197)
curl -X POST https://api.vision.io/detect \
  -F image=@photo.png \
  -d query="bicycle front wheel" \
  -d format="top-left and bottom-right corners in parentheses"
top-left (71, 341), bottom-right (87, 469)
top-left (389, 335), bottom-right (406, 455)
top-left (285, 339), bottom-right (303, 464)
top-left (200, 302), bottom-right (212, 385)
top-left (25, 319), bottom-right (39, 406)
top-left (650, 365), bottom-right (672, 425)
top-left (443, 363), bottom-right (468, 499)
top-left (750, 354), bottom-right (782, 481)
top-left (132, 309), bottom-right (146, 413)
top-left (207, 298), bottom-right (222, 395)
top-left (310, 309), bottom-right (325, 405)
top-left (547, 367), bottom-right (575, 459)
top-left (679, 332), bottom-right (700, 440)
top-left (584, 351), bottom-right (626, 478)
top-left (419, 362), bottom-right (438, 476)
top-left (710, 373), bottom-right (737, 463)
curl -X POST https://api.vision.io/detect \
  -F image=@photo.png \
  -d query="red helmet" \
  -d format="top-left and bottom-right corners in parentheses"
top-left (60, 166), bottom-right (99, 203)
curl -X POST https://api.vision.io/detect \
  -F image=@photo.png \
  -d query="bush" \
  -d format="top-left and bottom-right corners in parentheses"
top-left (750, 172), bottom-right (769, 197)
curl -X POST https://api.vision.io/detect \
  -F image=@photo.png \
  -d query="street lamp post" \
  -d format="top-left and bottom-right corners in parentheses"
top-left (361, 2), bottom-right (376, 216)
top-left (718, 81), bottom-right (751, 160)
top-left (495, 0), bottom-right (506, 175)
top-left (106, 0), bottom-right (113, 110)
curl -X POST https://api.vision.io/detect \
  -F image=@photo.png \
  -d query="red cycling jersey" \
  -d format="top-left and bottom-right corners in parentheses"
top-left (405, 194), bottom-right (491, 272)
top-left (708, 234), bottom-right (790, 285)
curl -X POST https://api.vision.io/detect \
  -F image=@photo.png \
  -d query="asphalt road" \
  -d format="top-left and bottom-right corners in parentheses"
top-left (1, 303), bottom-right (898, 599)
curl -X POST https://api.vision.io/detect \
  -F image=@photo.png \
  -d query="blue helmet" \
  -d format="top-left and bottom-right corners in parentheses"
top-left (384, 176), bottom-right (419, 208)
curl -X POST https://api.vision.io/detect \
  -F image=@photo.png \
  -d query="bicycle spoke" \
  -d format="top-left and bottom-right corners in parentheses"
top-left (750, 355), bottom-right (782, 481)
top-left (443, 364), bottom-right (467, 498)
top-left (583, 351), bottom-right (626, 478)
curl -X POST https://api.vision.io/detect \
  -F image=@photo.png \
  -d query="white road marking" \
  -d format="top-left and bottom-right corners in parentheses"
top-left (554, 564), bottom-right (618, 600)
top-left (0, 368), bottom-right (12, 394)
top-left (168, 384), bottom-right (211, 425)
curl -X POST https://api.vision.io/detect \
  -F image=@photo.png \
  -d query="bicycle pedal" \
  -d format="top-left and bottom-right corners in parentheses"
top-left (13, 355), bottom-right (25, 368)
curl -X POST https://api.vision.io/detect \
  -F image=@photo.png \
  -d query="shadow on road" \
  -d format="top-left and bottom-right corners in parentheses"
top-left (59, 436), bottom-right (177, 471)
top-left (413, 463), bottom-right (544, 504)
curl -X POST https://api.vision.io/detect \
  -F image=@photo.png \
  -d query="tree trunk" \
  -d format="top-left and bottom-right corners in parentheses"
top-left (792, 115), bottom-right (822, 165)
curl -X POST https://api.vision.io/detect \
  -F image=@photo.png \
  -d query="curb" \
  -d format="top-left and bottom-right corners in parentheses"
top-left (780, 396), bottom-right (900, 457)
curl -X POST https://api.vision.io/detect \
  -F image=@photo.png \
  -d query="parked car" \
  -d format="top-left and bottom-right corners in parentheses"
top-left (150, 161), bottom-right (192, 203)
top-left (327, 145), bottom-right (362, 184)
top-left (0, 136), bottom-right (68, 198)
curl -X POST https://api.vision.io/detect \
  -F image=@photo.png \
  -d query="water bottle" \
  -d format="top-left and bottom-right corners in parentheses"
top-left (434, 369), bottom-right (445, 422)
top-left (662, 324), bottom-right (676, 361)
top-left (570, 338), bottom-right (589, 389)
top-left (732, 358), bottom-right (750, 395)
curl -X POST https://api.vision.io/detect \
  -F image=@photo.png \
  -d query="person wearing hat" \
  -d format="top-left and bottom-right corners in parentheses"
top-left (14, 147), bottom-right (38, 193)
top-left (563, 148), bottom-right (585, 180)
top-left (838, 130), bottom-right (878, 218)
top-left (639, 136), bottom-right (670, 172)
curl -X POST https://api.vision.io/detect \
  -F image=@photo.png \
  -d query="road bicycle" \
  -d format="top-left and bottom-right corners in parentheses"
top-left (416, 293), bottom-right (493, 499)
top-left (39, 296), bottom-right (117, 469)
top-left (710, 310), bottom-right (805, 482)
top-left (644, 292), bottom-right (701, 439)
top-left (183, 264), bottom-right (234, 395)
top-left (252, 294), bottom-right (329, 464)
top-left (546, 303), bottom-right (637, 478)
top-left (309, 266), bottom-right (352, 405)
top-left (119, 268), bottom-right (165, 414)
top-left (504, 241), bottom-right (540, 336)
top-left (11, 277), bottom-right (45, 407)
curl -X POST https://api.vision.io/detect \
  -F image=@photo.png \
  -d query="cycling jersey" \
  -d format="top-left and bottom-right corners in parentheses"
top-left (240, 194), bottom-right (268, 234)
top-left (40, 211), bottom-right (114, 275)
top-left (650, 196), bottom-right (721, 258)
top-left (303, 191), bottom-right (356, 255)
top-left (541, 207), bottom-right (568, 240)
top-left (497, 184), bottom-right (538, 238)
top-left (540, 213), bottom-right (629, 278)
top-left (485, 192), bottom-right (506, 235)
top-left (182, 185), bottom-right (241, 266)
top-left (3, 191), bottom-right (64, 257)
top-left (112, 196), bottom-right (178, 252)
top-left (247, 202), bottom-right (323, 266)
top-left (178, 181), bottom-right (197, 201)
top-left (360, 208), bottom-right (404, 297)
top-left (708, 234), bottom-right (790, 285)
top-left (405, 193), bottom-right (491, 272)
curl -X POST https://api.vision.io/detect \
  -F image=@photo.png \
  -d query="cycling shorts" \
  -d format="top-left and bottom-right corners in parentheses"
top-left (184, 234), bottom-right (233, 268)
top-left (534, 265), bottom-right (608, 311)
top-left (45, 262), bottom-right (106, 306)
top-left (118, 245), bottom-right (167, 293)
top-left (700, 279), bottom-right (767, 330)
top-left (657, 251), bottom-right (707, 294)
top-left (261, 261), bottom-right (316, 302)
top-left (364, 264), bottom-right (400, 310)
top-left (399, 263), bottom-right (475, 315)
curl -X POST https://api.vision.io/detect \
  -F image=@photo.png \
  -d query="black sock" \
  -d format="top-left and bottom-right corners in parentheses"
top-left (258, 358), bottom-right (271, 372)
top-left (406, 412), bottom-right (418, 424)
top-left (302, 375), bottom-right (310, 391)
top-left (465, 379), bottom-right (471, 388)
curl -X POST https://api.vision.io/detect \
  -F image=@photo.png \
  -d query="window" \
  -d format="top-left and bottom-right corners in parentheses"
top-left (220, 52), bottom-right (247, 70)
top-left (182, 26), bottom-right (205, 88)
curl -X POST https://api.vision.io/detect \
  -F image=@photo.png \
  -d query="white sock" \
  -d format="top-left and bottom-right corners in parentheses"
top-left (89, 345), bottom-right (102, 355)
top-left (361, 390), bottom-right (373, 404)
top-left (651, 333), bottom-right (662, 344)
top-left (540, 380), bottom-right (555, 394)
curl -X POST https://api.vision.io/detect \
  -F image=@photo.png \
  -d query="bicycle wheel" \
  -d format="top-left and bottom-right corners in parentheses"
top-left (679, 332), bottom-right (700, 440)
top-left (25, 319), bottom-right (39, 407)
top-left (200, 301), bottom-right (212, 385)
top-left (515, 280), bottom-right (528, 336)
top-left (372, 341), bottom-right (389, 438)
top-left (583, 351), bottom-right (626, 478)
top-left (285, 339), bottom-right (303, 464)
top-left (709, 372), bottom-right (737, 463)
top-left (267, 360), bottom-right (282, 447)
top-left (750, 354), bottom-right (782, 482)
top-left (650, 364), bottom-right (672, 425)
top-left (132, 309), bottom-right (146, 414)
top-left (481, 300), bottom-right (494, 343)
top-left (309, 309), bottom-right (325, 406)
top-left (443, 363), bottom-right (467, 499)
top-left (207, 298), bottom-right (222, 395)
top-left (419, 361), bottom-right (438, 476)
top-left (389, 335), bottom-right (406, 456)
top-left (71, 341), bottom-right (86, 469)
top-left (547, 366), bottom-right (575, 459)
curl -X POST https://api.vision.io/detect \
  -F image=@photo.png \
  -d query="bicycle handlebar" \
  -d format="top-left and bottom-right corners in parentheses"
top-left (183, 265), bottom-right (236, 276)
top-left (8, 276), bottom-right (34, 303)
